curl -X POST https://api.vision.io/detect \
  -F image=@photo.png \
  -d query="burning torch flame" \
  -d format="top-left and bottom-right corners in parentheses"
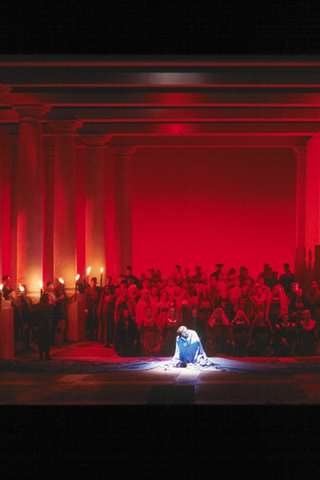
top-left (58, 278), bottom-right (64, 284)
top-left (76, 274), bottom-right (80, 281)
top-left (19, 284), bottom-right (25, 292)
top-left (39, 281), bottom-right (43, 289)
top-left (0, 284), bottom-right (3, 291)
top-left (87, 266), bottom-right (91, 276)
top-left (100, 267), bottom-right (103, 273)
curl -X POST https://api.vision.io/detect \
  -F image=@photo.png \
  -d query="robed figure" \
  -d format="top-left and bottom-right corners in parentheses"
top-left (171, 326), bottom-right (212, 368)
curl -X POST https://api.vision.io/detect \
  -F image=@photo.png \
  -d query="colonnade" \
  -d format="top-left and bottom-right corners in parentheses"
top-left (0, 99), bottom-right (136, 296)
top-left (1, 92), bottom-right (320, 296)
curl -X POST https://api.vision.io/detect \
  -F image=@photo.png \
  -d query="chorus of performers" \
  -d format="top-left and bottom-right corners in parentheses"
top-left (0, 275), bottom-right (76, 359)
top-left (2, 262), bottom-right (320, 359)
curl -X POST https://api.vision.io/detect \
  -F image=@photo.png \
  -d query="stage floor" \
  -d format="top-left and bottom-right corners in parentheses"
top-left (1, 341), bottom-right (320, 404)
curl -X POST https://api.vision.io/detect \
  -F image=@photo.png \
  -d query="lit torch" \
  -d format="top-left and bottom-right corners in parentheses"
top-left (100, 267), bottom-right (103, 287)
top-left (75, 274), bottom-right (80, 293)
top-left (86, 266), bottom-right (91, 285)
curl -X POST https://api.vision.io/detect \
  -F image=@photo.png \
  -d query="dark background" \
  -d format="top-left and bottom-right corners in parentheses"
top-left (1, 1), bottom-right (320, 55)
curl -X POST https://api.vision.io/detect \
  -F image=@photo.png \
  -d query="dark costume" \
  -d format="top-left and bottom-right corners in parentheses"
top-left (33, 301), bottom-right (55, 360)
top-left (114, 314), bottom-right (140, 357)
top-left (230, 311), bottom-right (251, 357)
top-left (197, 294), bottom-right (213, 345)
top-left (84, 285), bottom-right (101, 341)
top-left (234, 293), bottom-right (255, 322)
top-left (273, 320), bottom-right (297, 356)
top-left (138, 316), bottom-right (161, 356)
top-left (162, 315), bottom-right (182, 356)
top-left (268, 286), bottom-right (289, 329)
top-left (206, 308), bottom-right (231, 356)
top-left (53, 285), bottom-right (70, 343)
top-left (2, 285), bottom-right (13, 300)
top-left (296, 320), bottom-right (318, 356)
top-left (214, 295), bottom-right (234, 322)
top-left (251, 316), bottom-right (274, 357)
top-left (97, 289), bottom-right (115, 346)
top-left (279, 271), bottom-right (295, 295)
top-left (19, 294), bottom-right (35, 351)
top-left (289, 293), bottom-right (309, 319)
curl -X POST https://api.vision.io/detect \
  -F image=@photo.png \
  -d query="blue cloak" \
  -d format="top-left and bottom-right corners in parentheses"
top-left (171, 329), bottom-right (213, 368)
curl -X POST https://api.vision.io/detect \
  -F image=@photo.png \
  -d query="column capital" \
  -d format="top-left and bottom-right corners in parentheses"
top-left (0, 84), bottom-right (11, 97)
top-left (293, 146), bottom-right (307, 158)
top-left (81, 134), bottom-right (111, 147)
top-left (12, 104), bottom-right (51, 119)
top-left (110, 146), bottom-right (137, 157)
top-left (48, 120), bottom-right (83, 134)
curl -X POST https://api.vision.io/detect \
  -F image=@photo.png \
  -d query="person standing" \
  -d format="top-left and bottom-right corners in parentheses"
top-left (33, 293), bottom-right (55, 361)
top-left (84, 277), bottom-right (101, 341)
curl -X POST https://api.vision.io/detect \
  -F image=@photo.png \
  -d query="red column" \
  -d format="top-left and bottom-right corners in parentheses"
top-left (305, 137), bottom-right (320, 284)
top-left (9, 138), bottom-right (19, 289)
top-left (0, 86), bottom-right (11, 282)
top-left (48, 120), bottom-right (82, 288)
top-left (111, 146), bottom-right (136, 277)
top-left (82, 135), bottom-right (109, 280)
top-left (293, 146), bottom-right (307, 287)
top-left (0, 125), bottom-right (12, 280)
top-left (43, 144), bottom-right (55, 284)
top-left (105, 148), bottom-right (116, 279)
top-left (13, 105), bottom-right (50, 294)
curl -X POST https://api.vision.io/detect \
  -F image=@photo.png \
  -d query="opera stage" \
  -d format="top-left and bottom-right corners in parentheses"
top-left (1, 341), bottom-right (320, 404)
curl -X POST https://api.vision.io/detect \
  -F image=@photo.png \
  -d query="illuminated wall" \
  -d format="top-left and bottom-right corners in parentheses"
top-left (132, 147), bottom-right (296, 279)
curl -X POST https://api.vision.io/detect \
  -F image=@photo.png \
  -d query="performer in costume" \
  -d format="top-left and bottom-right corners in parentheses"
top-left (230, 310), bottom-right (251, 357)
top-left (97, 285), bottom-right (115, 347)
top-left (114, 309), bottom-right (140, 357)
top-left (171, 326), bottom-right (212, 368)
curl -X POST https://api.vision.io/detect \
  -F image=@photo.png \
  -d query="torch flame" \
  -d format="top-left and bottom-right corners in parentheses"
top-left (58, 277), bottom-right (64, 284)
top-left (76, 274), bottom-right (80, 281)
top-left (100, 267), bottom-right (103, 273)
top-left (0, 284), bottom-right (3, 291)
top-left (87, 266), bottom-right (91, 275)
top-left (19, 285), bottom-right (25, 292)
top-left (39, 281), bottom-right (43, 288)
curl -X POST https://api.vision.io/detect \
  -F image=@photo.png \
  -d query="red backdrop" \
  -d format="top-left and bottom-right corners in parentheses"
top-left (131, 147), bottom-right (296, 279)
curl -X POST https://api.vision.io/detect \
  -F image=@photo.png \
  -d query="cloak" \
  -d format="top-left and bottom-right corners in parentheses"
top-left (171, 329), bottom-right (212, 368)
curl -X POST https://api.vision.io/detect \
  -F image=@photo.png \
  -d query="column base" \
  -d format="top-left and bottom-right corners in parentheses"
top-left (0, 300), bottom-right (15, 359)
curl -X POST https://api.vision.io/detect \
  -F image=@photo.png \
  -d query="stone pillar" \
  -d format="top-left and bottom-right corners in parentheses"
top-left (0, 84), bottom-right (13, 285)
top-left (111, 146), bottom-right (136, 277)
top-left (0, 125), bottom-right (12, 280)
top-left (305, 137), bottom-right (320, 285)
top-left (0, 299), bottom-right (15, 359)
top-left (293, 146), bottom-right (307, 288)
top-left (13, 105), bottom-right (50, 295)
top-left (82, 135), bottom-right (109, 280)
top-left (48, 120), bottom-right (82, 289)
top-left (10, 138), bottom-right (19, 289)
top-left (43, 144), bottom-right (55, 284)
